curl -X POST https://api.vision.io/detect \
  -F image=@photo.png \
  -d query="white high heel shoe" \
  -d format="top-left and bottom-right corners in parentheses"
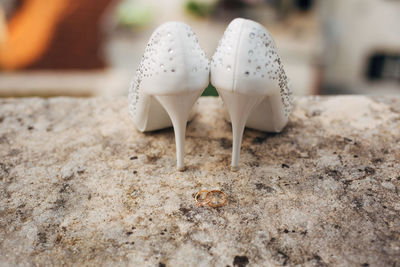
top-left (128, 22), bottom-right (209, 171)
top-left (211, 18), bottom-right (293, 171)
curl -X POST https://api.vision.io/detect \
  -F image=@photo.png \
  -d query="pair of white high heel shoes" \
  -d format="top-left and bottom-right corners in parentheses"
top-left (129, 18), bottom-right (292, 171)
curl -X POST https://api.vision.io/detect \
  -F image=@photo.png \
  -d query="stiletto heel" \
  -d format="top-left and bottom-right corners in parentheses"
top-left (128, 22), bottom-right (209, 170)
top-left (154, 90), bottom-right (203, 171)
top-left (211, 18), bottom-right (293, 170)
top-left (218, 90), bottom-right (264, 171)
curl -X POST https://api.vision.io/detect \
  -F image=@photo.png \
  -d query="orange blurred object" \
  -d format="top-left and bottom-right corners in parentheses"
top-left (0, 0), bottom-right (113, 70)
top-left (0, 0), bottom-right (69, 70)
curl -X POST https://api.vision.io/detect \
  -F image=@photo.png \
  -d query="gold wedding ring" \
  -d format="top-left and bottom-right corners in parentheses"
top-left (195, 189), bottom-right (227, 208)
top-left (195, 190), bottom-right (211, 207)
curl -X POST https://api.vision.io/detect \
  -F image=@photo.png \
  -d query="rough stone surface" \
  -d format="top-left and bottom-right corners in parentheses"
top-left (0, 96), bottom-right (399, 266)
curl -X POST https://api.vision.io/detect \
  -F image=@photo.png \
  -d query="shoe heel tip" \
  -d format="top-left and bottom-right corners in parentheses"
top-left (177, 166), bottom-right (186, 172)
top-left (231, 166), bottom-right (239, 172)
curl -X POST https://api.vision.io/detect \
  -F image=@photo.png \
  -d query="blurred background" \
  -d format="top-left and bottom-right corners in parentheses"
top-left (0, 0), bottom-right (399, 97)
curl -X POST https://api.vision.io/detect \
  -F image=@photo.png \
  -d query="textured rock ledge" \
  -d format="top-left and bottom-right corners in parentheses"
top-left (0, 96), bottom-right (399, 266)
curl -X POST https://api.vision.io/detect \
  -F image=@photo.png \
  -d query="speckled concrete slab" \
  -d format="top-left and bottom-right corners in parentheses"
top-left (0, 96), bottom-right (399, 266)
